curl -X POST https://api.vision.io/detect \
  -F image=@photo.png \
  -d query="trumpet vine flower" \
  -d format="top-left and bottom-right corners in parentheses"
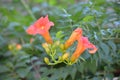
top-left (71, 36), bottom-right (98, 63)
top-left (26, 15), bottom-right (54, 44)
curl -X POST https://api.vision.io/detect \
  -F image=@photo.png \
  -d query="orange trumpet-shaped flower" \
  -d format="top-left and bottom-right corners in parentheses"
top-left (26, 15), bottom-right (54, 44)
top-left (70, 37), bottom-right (98, 63)
top-left (64, 28), bottom-right (82, 49)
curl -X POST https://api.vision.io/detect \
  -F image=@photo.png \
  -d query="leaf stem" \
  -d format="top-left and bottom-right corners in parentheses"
top-left (20, 0), bottom-right (36, 21)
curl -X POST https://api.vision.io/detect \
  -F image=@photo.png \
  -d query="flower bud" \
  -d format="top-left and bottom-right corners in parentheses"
top-left (44, 57), bottom-right (49, 64)
top-left (62, 53), bottom-right (69, 60)
top-left (60, 44), bottom-right (65, 50)
top-left (16, 44), bottom-right (22, 50)
top-left (55, 41), bottom-right (60, 46)
top-left (58, 56), bottom-right (62, 60)
top-left (64, 28), bottom-right (82, 49)
top-left (42, 43), bottom-right (50, 53)
top-left (8, 44), bottom-right (13, 50)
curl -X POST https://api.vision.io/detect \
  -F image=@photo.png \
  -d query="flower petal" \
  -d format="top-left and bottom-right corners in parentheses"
top-left (45, 22), bottom-right (54, 31)
top-left (81, 37), bottom-right (97, 54)
top-left (87, 44), bottom-right (98, 54)
top-left (26, 25), bottom-right (37, 35)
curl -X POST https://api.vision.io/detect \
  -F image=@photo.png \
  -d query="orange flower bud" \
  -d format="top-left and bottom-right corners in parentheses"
top-left (64, 28), bottom-right (82, 49)
top-left (16, 44), bottom-right (22, 50)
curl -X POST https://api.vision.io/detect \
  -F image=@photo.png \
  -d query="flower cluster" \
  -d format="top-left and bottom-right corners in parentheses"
top-left (26, 15), bottom-right (98, 65)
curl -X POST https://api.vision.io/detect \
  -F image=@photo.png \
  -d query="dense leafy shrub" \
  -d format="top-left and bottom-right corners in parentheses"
top-left (0, 0), bottom-right (120, 80)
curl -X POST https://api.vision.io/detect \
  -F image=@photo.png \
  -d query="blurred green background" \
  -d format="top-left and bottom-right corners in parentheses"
top-left (0, 0), bottom-right (120, 80)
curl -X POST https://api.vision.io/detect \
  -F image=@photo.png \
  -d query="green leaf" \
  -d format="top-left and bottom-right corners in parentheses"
top-left (1, 76), bottom-right (17, 80)
top-left (16, 68), bottom-right (30, 78)
top-left (83, 15), bottom-right (94, 22)
top-left (105, 73), bottom-right (114, 80)
top-left (88, 60), bottom-right (97, 73)
top-left (33, 0), bottom-right (43, 3)
top-left (81, 51), bottom-right (91, 59)
top-left (49, 70), bottom-right (59, 80)
top-left (107, 40), bottom-right (116, 52)
top-left (56, 31), bottom-right (64, 39)
top-left (49, 0), bottom-right (57, 6)
top-left (33, 61), bottom-right (43, 66)
top-left (6, 62), bottom-right (14, 69)
top-left (19, 55), bottom-right (30, 61)
top-left (91, 76), bottom-right (103, 80)
top-left (77, 63), bottom-right (84, 73)
top-left (31, 56), bottom-right (39, 61)
top-left (0, 65), bottom-right (10, 73)
top-left (59, 67), bottom-right (69, 80)
top-left (99, 42), bottom-right (110, 55)
top-left (69, 66), bottom-right (77, 80)
top-left (15, 62), bottom-right (27, 68)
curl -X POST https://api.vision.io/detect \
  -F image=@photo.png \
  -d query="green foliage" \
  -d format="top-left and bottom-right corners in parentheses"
top-left (0, 0), bottom-right (120, 80)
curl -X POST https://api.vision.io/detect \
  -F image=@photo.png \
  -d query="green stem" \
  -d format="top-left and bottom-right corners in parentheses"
top-left (48, 61), bottom-right (62, 65)
top-left (20, 0), bottom-right (36, 20)
top-left (80, 57), bottom-right (86, 62)
top-left (50, 54), bottom-right (56, 62)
